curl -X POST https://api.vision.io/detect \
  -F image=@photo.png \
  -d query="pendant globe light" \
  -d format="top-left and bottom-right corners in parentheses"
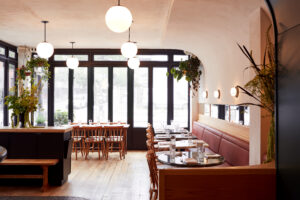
top-left (121, 27), bottom-right (138, 58)
top-left (66, 42), bottom-right (79, 70)
top-left (36, 21), bottom-right (54, 59)
top-left (105, 0), bottom-right (133, 33)
top-left (128, 57), bottom-right (140, 70)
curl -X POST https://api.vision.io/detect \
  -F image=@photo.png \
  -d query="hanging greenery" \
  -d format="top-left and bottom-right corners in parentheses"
top-left (5, 57), bottom-right (50, 128)
top-left (167, 55), bottom-right (201, 94)
top-left (237, 27), bottom-right (275, 162)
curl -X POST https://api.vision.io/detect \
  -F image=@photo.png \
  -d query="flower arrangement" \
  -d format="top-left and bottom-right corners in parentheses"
top-left (167, 55), bottom-right (201, 94)
top-left (5, 57), bottom-right (50, 128)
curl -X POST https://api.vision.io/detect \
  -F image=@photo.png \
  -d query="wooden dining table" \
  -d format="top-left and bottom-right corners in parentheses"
top-left (154, 139), bottom-right (209, 151)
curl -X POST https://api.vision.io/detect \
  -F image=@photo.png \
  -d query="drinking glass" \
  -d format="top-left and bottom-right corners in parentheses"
top-left (89, 119), bottom-right (92, 125)
top-left (68, 120), bottom-right (71, 126)
top-left (188, 132), bottom-right (193, 145)
top-left (197, 141), bottom-right (205, 163)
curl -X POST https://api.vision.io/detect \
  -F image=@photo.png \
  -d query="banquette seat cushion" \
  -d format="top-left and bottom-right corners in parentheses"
top-left (192, 121), bottom-right (249, 166)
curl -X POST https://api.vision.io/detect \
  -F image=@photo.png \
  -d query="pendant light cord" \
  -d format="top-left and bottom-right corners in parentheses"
top-left (70, 42), bottom-right (75, 58)
top-left (41, 20), bottom-right (49, 42)
top-left (118, 0), bottom-right (120, 6)
top-left (128, 27), bottom-right (131, 42)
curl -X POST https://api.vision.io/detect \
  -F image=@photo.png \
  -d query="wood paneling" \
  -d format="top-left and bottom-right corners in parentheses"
top-left (198, 114), bottom-right (249, 142)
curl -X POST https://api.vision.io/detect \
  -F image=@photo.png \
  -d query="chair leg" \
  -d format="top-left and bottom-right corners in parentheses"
top-left (149, 188), bottom-right (153, 200)
top-left (85, 142), bottom-right (90, 160)
top-left (119, 143), bottom-right (122, 160)
top-left (75, 142), bottom-right (78, 160)
top-left (106, 143), bottom-right (109, 160)
top-left (98, 142), bottom-right (101, 160)
top-left (79, 140), bottom-right (83, 157)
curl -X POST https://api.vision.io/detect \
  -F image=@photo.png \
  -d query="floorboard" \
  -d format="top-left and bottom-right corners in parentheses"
top-left (0, 151), bottom-right (150, 200)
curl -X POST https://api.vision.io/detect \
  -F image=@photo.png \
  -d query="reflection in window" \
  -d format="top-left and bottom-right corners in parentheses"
top-left (8, 50), bottom-right (16, 59)
top-left (54, 55), bottom-right (88, 61)
top-left (211, 104), bottom-right (218, 119)
top-left (8, 64), bottom-right (15, 125)
top-left (54, 68), bottom-right (69, 125)
top-left (94, 67), bottom-right (108, 122)
top-left (94, 55), bottom-right (127, 61)
top-left (244, 106), bottom-right (250, 126)
top-left (153, 68), bottom-right (167, 128)
top-left (0, 62), bottom-right (4, 125)
top-left (204, 104), bottom-right (210, 116)
top-left (225, 105), bottom-right (230, 121)
top-left (0, 47), bottom-right (5, 55)
top-left (137, 55), bottom-right (168, 62)
top-left (113, 68), bottom-right (127, 123)
top-left (174, 78), bottom-right (188, 127)
top-left (134, 68), bottom-right (148, 127)
top-left (230, 106), bottom-right (239, 124)
top-left (34, 67), bottom-right (48, 126)
top-left (73, 67), bottom-right (87, 123)
top-left (173, 55), bottom-right (189, 62)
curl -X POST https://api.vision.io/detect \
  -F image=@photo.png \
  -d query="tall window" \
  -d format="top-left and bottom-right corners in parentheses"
top-left (94, 67), bottom-right (109, 122)
top-left (211, 104), bottom-right (219, 119)
top-left (8, 64), bottom-right (15, 125)
top-left (54, 68), bottom-right (69, 125)
top-left (34, 67), bottom-right (48, 126)
top-left (134, 68), bottom-right (148, 127)
top-left (73, 67), bottom-right (88, 122)
top-left (173, 77), bottom-right (188, 127)
top-left (153, 68), bottom-right (167, 128)
top-left (113, 67), bottom-right (127, 122)
top-left (0, 62), bottom-right (4, 126)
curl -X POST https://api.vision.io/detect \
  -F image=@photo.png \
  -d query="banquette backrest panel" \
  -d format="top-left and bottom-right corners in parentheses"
top-left (192, 121), bottom-right (249, 166)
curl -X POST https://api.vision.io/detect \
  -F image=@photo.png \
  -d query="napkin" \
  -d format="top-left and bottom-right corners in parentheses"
top-left (205, 153), bottom-right (221, 159)
top-left (185, 158), bottom-right (198, 164)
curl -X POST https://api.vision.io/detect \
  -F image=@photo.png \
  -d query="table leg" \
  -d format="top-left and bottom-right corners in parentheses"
top-left (41, 165), bottom-right (48, 192)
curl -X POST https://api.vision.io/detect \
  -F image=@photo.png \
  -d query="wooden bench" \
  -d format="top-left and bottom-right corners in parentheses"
top-left (0, 159), bottom-right (59, 192)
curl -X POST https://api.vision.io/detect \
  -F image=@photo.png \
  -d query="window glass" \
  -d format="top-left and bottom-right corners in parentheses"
top-left (244, 106), bottom-right (250, 126)
top-left (8, 64), bottom-right (15, 125)
top-left (73, 67), bottom-right (88, 123)
top-left (153, 68), bottom-right (168, 128)
top-left (225, 105), bottom-right (230, 121)
top-left (113, 67), bottom-right (127, 123)
top-left (94, 67), bottom-right (109, 122)
top-left (211, 104), bottom-right (219, 119)
top-left (0, 47), bottom-right (5, 56)
top-left (173, 77), bottom-right (188, 127)
top-left (137, 55), bottom-right (168, 62)
top-left (173, 55), bottom-right (189, 62)
top-left (0, 62), bottom-right (4, 126)
top-left (54, 55), bottom-right (88, 61)
top-left (94, 55), bottom-right (127, 61)
top-left (34, 67), bottom-right (48, 126)
top-left (230, 106), bottom-right (239, 124)
top-left (8, 50), bottom-right (16, 59)
top-left (134, 68), bottom-right (148, 127)
top-left (54, 68), bottom-right (69, 125)
top-left (204, 104), bottom-right (210, 116)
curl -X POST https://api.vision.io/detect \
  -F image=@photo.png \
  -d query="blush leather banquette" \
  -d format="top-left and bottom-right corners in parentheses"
top-left (192, 121), bottom-right (249, 166)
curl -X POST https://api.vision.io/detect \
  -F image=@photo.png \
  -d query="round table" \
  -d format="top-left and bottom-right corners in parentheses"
top-left (157, 151), bottom-right (225, 167)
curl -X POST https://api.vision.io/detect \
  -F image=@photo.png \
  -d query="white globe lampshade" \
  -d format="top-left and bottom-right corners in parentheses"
top-left (105, 6), bottom-right (133, 33)
top-left (121, 42), bottom-right (138, 58)
top-left (128, 57), bottom-right (140, 70)
top-left (36, 42), bottom-right (54, 59)
top-left (66, 57), bottom-right (79, 69)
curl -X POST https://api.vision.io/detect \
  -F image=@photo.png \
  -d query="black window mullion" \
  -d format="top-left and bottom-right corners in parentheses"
top-left (87, 67), bottom-right (94, 122)
top-left (108, 67), bottom-right (113, 121)
top-left (128, 68), bottom-right (134, 125)
top-left (3, 60), bottom-right (9, 126)
top-left (68, 69), bottom-right (74, 121)
top-left (188, 84), bottom-right (191, 129)
top-left (167, 53), bottom-right (174, 125)
top-left (148, 66), bottom-right (153, 125)
top-left (48, 58), bottom-right (55, 126)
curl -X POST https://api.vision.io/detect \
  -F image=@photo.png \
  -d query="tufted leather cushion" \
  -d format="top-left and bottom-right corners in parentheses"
top-left (202, 129), bottom-right (222, 153)
top-left (219, 134), bottom-right (249, 166)
top-left (192, 122), bottom-right (205, 139)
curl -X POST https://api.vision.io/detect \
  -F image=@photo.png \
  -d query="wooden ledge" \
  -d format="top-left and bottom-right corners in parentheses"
top-left (0, 126), bottom-right (73, 133)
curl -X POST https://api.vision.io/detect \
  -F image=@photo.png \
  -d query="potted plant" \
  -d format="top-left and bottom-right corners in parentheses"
top-left (237, 27), bottom-right (275, 162)
top-left (5, 57), bottom-right (50, 128)
top-left (167, 55), bottom-right (201, 94)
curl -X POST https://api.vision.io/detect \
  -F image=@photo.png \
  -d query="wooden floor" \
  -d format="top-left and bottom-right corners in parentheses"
top-left (0, 151), bottom-right (150, 200)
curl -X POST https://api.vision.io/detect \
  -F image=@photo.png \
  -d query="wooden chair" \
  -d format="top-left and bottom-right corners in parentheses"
top-left (104, 126), bottom-right (125, 160)
top-left (84, 126), bottom-right (106, 160)
top-left (146, 150), bottom-right (158, 200)
top-left (71, 126), bottom-right (84, 160)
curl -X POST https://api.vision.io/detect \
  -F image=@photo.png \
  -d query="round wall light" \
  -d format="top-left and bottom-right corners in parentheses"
top-left (230, 86), bottom-right (239, 97)
top-left (105, 1), bottom-right (133, 33)
top-left (202, 90), bottom-right (208, 99)
top-left (214, 90), bottom-right (220, 99)
top-left (36, 21), bottom-right (54, 59)
top-left (128, 57), bottom-right (140, 69)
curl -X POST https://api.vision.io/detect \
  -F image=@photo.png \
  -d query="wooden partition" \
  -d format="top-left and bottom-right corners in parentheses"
top-left (159, 163), bottom-right (275, 200)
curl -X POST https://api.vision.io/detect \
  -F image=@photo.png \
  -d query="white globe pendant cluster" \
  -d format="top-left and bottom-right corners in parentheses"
top-left (66, 42), bottom-right (79, 69)
top-left (36, 21), bottom-right (54, 59)
top-left (105, 0), bottom-right (140, 70)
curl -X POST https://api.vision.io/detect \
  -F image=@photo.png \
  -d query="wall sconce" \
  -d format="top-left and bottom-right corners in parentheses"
top-left (202, 90), bottom-right (208, 99)
top-left (230, 86), bottom-right (239, 97)
top-left (214, 90), bottom-right (220, 99)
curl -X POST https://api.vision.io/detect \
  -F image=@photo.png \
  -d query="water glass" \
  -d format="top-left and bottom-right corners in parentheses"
top-left (188, 132), bottom-right (193, 145)
top-left (169, 143), bottom-right (176, 163)
top-left (68, 120), bottom-right (71, 126)
top-left (166, 129), bottom-right (171, 137)
top-left (89, 119), bottom-right (92, 125)
top-left (196, 141), bottom-right (205, 163)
